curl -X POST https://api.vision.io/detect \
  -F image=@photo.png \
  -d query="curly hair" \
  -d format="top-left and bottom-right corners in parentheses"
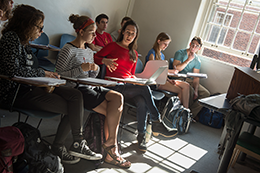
top-left (2, 4), bottom-right (44, 45)
top-left (0, 0), bottom-right (12, 19)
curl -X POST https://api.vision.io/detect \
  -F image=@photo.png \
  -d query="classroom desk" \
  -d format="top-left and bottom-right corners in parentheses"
top-left (199, 94), bottom-right (260, 173)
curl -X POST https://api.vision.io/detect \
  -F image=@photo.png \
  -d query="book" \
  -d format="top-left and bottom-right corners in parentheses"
top-left (168, 72), bottom-right (208, 78)
top-left (29, 43), bottom-right (61, 51)
top-left (13, 76), bottom-right (66, 86)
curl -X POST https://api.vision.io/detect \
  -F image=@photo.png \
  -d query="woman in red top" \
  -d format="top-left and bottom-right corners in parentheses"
top-left (95, 20), bottom-right (176, 152)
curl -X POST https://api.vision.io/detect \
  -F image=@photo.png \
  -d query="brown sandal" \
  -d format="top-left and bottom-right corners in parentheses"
top-left (102, 144), bottom-right (131, 168)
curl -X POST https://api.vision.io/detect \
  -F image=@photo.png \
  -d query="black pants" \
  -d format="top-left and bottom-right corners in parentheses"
top-left (14, 85), bottom-right (84, 145)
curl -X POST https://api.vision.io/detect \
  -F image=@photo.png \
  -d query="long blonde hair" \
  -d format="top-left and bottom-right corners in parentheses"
top-left (152, 32), bottom-right (171, 60)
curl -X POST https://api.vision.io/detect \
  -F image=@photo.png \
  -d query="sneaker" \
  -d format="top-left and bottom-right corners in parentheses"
top-left (51, 145), bottom-right (80, 164)
top-left (152, 121), bottom-right (178, 138)
top-left (137, 133), bottom-right (147, 152)
top-left (69, 139), bottom-right (102, 160)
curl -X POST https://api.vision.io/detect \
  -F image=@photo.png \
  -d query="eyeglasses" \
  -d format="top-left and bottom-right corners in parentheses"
top-left (190, 43), bottom-right (201, 48)
top-left (35, 25), bottom-right (44, 32)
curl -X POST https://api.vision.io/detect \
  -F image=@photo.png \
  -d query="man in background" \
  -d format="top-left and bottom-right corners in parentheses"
top-left (89, 13), bottom-right (112, 52)
top-left (173, 36), bottom-right (210, 120)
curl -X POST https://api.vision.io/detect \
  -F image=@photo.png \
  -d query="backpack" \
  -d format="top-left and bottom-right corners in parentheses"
top-left (198, 107), bottom-right (224, 129)
top-left (0, 126), bottom-right (24, 173)
top-left (12, 122), bottom-right (64, 173)
top-left (83, 113), bottom-right (106, 159)
top-left (161, 96), bottom-right (192, 134)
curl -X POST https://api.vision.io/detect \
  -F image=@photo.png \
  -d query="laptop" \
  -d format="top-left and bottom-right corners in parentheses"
top-left (106, 65), bottom-right (168, 85)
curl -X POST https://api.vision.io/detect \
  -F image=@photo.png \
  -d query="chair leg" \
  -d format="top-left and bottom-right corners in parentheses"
top-left (228, 147), bottom-right (238, 169)
top-left (232, 148), bottom-right (241, 168)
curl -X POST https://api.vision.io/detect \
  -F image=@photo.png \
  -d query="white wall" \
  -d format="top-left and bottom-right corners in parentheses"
top-left (131, 0), bottom-right (202, 61)
top-left (15, 0), bottom-right (133, 53)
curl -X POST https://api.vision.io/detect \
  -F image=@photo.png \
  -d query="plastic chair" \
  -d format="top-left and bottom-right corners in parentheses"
top-left (31, 32), bottom-right (49, 57)
top-left (59, 34), bottom-right (76, 49)
top-left (229, 132), bottom-right (260, 168)
top-left (30, 32), bottom-right (56, 72)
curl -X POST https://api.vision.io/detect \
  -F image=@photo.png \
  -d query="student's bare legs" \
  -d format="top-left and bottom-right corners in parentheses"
top-left (93, 90), bottom-right (130, 166)
top-left (175, 80), bottom-right (190, 108)
top-left (158, 80), bottom-right (190, 108)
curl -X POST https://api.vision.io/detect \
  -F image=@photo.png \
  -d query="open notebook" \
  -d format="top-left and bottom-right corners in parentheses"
top-left (61, 76), bottom-right (117, 86)
top-left (13, 76), bottom-right (66, 86)
top-left (106, 66), bottom-right (168, 85)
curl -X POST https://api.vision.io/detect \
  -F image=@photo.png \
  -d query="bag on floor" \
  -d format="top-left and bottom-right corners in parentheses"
top-left (83, 113), bottom-right (106, 157)
top-left (0, 126), bottom-right (24, 173)
top-left (161, 96), bottom-right (192, 134)
top-left (12, 122), bottom-right (64, 173)
top-left (198, 107), bottom-right (224, 129)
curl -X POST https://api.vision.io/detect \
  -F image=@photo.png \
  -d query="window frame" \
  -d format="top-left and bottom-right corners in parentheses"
top-left (199, 0), bottom-right (260, 61)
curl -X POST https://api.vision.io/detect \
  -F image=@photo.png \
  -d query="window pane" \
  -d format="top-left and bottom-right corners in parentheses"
top-left (228, 9), bottom-right (241, 28)
top-left (256, 19), bottom-right (260, 33)
top-left (229, 0), bottom-right (246, 8)
top-left (246, 1), bottom-right (260, 12)
top-left (239, 12), bottom-right (258, 32)
top-left (249, 35), bottom-right (260, 54)
top-left (218, 28), bottom-right (227, 44)
top-left (208, 25), bottom-right (220, 43)
top-left (224, 28), bottom-right (236, 47)
top-left (233, 32), bottom-right (250, 51)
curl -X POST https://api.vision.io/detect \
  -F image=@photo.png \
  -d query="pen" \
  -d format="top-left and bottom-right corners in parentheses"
top-left (83, 57), bottom-right (86, 63)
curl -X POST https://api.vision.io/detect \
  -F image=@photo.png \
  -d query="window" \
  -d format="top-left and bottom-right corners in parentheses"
top-left (200, 0), bottom-right (260, 67)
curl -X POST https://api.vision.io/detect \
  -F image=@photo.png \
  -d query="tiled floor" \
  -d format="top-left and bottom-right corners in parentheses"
top-left (1, 107), bottom-right (259, 173)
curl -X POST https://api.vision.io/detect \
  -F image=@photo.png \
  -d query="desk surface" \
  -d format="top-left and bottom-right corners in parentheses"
top-left (61, 76), bottom-right (117, 87)
top-left (198, 93), bottom-right (231, 114)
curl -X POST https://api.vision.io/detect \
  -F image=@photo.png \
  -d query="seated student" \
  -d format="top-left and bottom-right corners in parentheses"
top-left (0, 0), bottom-right (13, 37)
top-left (0, 4), bottom-right (102, 165)
top-left (88, 13), bottom-right (112, 52)
top-left (145, 32), bottom-right (190, 108)
top-left (173, 36), bottom-right (210, 120)
top-left (94, 20), bottom-right (177, 152)
top-left (55, 14), bottom-right (131, 168)
top-left (110, 16), bottom-right (132, 42)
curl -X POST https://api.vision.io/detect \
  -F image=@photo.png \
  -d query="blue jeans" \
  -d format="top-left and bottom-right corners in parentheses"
top-left (108, 83), bottom-right (160, 133)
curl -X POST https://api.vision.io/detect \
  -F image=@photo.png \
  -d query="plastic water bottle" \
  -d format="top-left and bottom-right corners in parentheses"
top-left (145, 121), bottom-right (152, 143)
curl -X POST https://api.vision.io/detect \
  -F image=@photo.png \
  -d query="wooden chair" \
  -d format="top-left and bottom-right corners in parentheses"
top-left (229, 131), bottom-right (260, 168)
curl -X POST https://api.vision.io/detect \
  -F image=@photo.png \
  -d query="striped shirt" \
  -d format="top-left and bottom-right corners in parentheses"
top-left (56, 43), bottom-right (99, 87)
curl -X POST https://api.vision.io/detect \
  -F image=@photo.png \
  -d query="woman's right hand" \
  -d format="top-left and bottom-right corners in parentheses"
top-left (81, 62), bottom-right (99, 71)
top-left (102, 58), bottom-right (118, 72)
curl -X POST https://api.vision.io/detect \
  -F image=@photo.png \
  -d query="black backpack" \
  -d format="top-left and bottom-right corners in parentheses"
top-left (83, 113), bottom-right (106, 158)
top-left (161, 96), bottom-right (192, 134)
top-left (12, 122), bottom-right (64, 173)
